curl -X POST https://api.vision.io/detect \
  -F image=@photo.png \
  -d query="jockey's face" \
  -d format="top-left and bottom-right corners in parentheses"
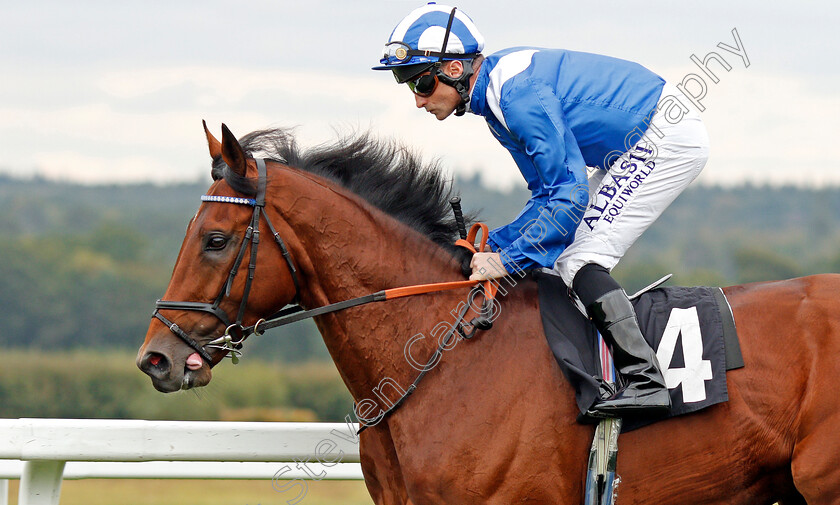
top-left (412, 61), bottom-right (464, 121)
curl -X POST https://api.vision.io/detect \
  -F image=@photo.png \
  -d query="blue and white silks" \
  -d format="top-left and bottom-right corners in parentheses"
top-left (468, 47), bottom-right (665, 272)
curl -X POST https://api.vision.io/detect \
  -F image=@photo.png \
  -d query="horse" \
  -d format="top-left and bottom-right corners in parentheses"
top-left (137, 122), bottom-right (840, 505)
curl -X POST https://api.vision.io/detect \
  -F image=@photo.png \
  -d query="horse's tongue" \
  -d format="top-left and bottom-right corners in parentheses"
top-left (186, 353), bottom-right (203, 370)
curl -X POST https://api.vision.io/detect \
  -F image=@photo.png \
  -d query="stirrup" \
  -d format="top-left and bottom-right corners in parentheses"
top-left (584, 417), bottom-right (622, 505)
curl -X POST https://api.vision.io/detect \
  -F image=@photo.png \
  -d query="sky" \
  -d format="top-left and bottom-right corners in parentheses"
top-left (1, 1), bottom-right (838, 189)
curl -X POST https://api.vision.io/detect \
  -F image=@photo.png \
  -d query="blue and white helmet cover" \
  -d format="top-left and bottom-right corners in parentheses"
top-left (373, 2), bottom-right (485, 70)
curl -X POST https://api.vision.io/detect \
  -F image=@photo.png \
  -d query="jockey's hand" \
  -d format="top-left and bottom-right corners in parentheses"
top-left (469, 252), bottom-right (509, 281)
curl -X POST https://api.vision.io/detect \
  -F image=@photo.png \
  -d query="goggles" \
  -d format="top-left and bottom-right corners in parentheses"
top-left (380, 41), bottom-right (467, 66)
top-left (381, 41), bottom-right (427, 65)
top-left (391, 61), bottom-right (436, 84)
top-left (407, 72), bottom-right (439, 97)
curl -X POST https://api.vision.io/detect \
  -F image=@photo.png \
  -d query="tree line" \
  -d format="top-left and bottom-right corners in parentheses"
top-left (1, 174), bottom-right (839, 359)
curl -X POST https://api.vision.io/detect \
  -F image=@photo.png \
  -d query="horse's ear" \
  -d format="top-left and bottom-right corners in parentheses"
top-left (220, 123), bottom-right (248, 177)
top-left (203, 120), bottom-right (222, 160)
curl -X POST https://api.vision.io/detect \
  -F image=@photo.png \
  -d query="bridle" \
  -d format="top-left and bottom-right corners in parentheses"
top-left (150, 157), bottom-right (500, 432)
top-left (152, 159), bottom-right (300, 364)
top-left (151, 158), bottom-right (495, 367)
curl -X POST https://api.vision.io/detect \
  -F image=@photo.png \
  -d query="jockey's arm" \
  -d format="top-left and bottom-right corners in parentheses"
top-left (483, 78), bottom-right (589, 276)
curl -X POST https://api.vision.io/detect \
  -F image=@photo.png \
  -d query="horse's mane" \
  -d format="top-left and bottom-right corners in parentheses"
top-left (211, 128), bottom-right (472, 261)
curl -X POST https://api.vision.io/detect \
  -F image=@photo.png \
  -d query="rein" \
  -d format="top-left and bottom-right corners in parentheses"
top-left (152, 158), bottom-right (498, 432)
top-left (239, 279), bottom-right (482, 337)
top-left (152, 159), bottom-right (494, 366)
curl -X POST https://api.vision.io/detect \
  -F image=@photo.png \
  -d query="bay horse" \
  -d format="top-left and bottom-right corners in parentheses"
top-left (138, 123), bottom-right (840, 505)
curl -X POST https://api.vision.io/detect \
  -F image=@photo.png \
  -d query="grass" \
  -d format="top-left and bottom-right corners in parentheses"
top-left (4, 479), bottom-right (374, 505)
top-left (0, 349), bottom-right (352, 422)
top-left (1, 350), bottom-right (370, 503)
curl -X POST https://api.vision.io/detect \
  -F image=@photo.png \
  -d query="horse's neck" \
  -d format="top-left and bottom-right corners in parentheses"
top-left (286, 203), bottom-right (458, 303)
top-left (271, 178), bottom-right (464, 399)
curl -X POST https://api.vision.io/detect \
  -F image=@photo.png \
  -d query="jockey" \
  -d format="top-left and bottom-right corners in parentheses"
top-left (372, 3), bottom-right (709, 418)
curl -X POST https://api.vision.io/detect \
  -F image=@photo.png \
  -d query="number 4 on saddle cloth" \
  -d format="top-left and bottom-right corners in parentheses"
top-left (535, 272), bottom-right (744, 432)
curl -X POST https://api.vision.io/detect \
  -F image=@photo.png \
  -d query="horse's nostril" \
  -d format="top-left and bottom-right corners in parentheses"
top-left (140, 352), bottom-right (171, 379)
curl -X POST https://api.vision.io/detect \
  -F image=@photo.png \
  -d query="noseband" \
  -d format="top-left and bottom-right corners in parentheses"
top-left (152, 159), bottom-right (300, 364)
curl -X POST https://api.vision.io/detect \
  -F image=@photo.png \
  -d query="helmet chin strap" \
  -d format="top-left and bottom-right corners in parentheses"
top-left (435, 63), bottom-right (474, 116)
top-left (435, 7), bottom-right (474, 117)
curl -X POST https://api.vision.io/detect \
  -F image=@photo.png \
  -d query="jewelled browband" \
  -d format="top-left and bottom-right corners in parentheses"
top-left (200, 195), bottom-right (257, 206)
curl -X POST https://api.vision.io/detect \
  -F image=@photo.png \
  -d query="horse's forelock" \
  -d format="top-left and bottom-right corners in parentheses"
top-left (211, 155), bottom-right (257, 195)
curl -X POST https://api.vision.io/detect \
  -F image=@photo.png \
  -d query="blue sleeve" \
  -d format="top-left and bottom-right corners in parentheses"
top-left (487, 77), bottom-right (590, 272)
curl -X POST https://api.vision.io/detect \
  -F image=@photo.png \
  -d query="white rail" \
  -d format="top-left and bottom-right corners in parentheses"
top-left (0, 419), bottom-right (364, 505)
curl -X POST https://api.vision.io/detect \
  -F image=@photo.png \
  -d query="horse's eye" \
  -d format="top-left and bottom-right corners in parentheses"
top-left (205, 235), bottom-right (228, 251)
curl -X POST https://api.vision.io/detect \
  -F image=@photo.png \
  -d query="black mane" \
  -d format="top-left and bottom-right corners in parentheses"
top-left (211, 128), bottom-right (472, 260)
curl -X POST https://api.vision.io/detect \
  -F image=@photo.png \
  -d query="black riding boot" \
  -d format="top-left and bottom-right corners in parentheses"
top-left (573, 264), bottom-right (671, 417)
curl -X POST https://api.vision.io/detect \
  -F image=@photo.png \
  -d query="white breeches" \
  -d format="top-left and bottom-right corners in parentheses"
top-left (552, 83), bottom-right (710, 285)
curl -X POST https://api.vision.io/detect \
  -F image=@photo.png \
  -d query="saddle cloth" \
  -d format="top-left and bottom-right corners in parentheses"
top-left (536, 272), bottom-right (744, 432)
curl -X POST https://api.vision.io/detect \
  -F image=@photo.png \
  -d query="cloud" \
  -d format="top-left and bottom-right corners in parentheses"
top-left (0, 63), bottom-right (838, 190)
top-left (2, 0), bottom-right (837, 188)
top-left (29, 151), bottom-right (190, 184)
top-left (667, 68), bottom-right (840, 186)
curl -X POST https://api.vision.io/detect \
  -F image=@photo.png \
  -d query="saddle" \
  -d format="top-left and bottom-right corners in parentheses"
top-left (535, 271), bottom-right (744, 432)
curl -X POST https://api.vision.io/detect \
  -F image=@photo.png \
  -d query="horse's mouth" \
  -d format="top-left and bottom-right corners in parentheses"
top-left (147, 367), bottom-right (211, 393)
top-left (150, 376), bottom-right (183, 393)
top-left (181, 370), bottom-right (194, 390)
top-left (180, 365), bottom-right (211, 391)
top-left (181, 366), bottom-right (211, 390)
top-left (139, 349), bottom-right (213, 393)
